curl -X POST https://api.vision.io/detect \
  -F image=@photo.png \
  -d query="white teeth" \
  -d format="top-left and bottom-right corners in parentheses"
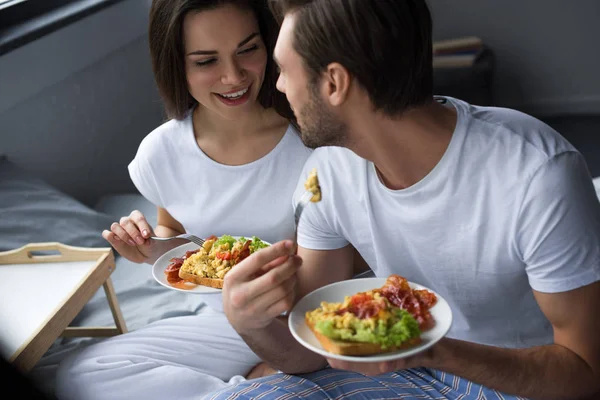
top-left (220, 88), bottom-right (248, 99)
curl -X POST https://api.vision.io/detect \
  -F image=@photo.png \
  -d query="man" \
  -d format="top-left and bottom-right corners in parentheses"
top-left (210, 0), bottom-right (600, 399)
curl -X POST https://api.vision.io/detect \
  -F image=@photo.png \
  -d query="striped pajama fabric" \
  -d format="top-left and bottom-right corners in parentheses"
top-left (203, 367), bottom-right (528, 400)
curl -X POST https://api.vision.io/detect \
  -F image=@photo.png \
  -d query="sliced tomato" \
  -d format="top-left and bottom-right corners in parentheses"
top-left (215, 251), bottom-right (231, 260)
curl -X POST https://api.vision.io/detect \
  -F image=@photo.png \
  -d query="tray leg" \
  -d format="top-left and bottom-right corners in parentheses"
top-left (103, 277), bottom-right (128, 334)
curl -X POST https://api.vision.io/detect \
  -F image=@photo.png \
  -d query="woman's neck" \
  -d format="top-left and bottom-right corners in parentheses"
top-left (191, 104), bottom-right (289, 166)
top-left (193, 103), bottom-right (277, 141)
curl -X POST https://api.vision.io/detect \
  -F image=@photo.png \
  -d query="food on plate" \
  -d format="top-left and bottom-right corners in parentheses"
top-left (304, 168), bottom-right (321, 202)
top-left (305, 274), bottom-right (437, 356)
top-left (164, 235), bottom-right (269, 289)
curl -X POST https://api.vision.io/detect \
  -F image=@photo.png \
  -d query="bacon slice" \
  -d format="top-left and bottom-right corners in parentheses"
top-left (375, 275), bottom-right (437, 331)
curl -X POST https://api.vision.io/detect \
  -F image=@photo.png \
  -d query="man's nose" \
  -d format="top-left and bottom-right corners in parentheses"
top-left (276, 74), bottom-right (285, 93)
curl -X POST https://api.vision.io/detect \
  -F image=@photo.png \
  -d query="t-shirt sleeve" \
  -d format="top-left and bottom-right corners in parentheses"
top-left (292, 157), bottom-right (349, 250)
top-left (517, 151), bottom-right (600, 293)
top-left (128, 143), bottom-right (164, 209)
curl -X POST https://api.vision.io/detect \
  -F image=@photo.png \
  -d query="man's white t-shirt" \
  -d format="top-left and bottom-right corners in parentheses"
top-left (129, 112), bottom-right (312, 310)
top-left (293, 96), bottom-right (600, 348)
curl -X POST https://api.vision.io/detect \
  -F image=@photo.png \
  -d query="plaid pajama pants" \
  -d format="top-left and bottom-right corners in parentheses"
top-left (202, 367), bottom-right (528, 400)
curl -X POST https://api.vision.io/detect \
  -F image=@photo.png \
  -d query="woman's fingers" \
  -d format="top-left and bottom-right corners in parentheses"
top-left (111, 222), bottom-right (136, 246)
top-left (129, 210), bottom-right (155, 239)
top-left (114, 210), bottom-right (155, 246)
top-left (102, 230), bottom-right (147, 263)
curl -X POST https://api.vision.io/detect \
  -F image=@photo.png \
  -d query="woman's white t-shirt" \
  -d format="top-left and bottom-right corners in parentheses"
top-left (129, 113), bottom-right (312, 310)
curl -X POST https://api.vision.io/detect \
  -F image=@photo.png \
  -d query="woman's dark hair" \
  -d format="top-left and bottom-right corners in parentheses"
top-left (270, 0), bottom-right (434, 116)
top-left (149, 0), bottom-right (293, 121)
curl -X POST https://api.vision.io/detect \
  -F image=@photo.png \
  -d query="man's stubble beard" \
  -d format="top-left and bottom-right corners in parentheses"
top-left (297, 83), bottom-right (349, 149)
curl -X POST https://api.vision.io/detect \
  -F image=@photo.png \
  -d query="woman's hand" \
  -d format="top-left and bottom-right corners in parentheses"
top-left (102, 210), bottom-right (155, 263)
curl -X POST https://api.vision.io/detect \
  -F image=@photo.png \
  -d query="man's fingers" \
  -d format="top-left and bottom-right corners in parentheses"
top-left (225, 255), bottom-right (300, 309)
top-left (257, 255), bottom-right (291, 276)
top-left (237, 255), bottom-right (301, 305)
top-left (265, 275), bottom-right (297, 316)
top-left (251, 273), bottom-right (297, 317)
top-left (227, 240), bottom-right (295, 281)
top-left (251, 255), bottom-right (301, 293)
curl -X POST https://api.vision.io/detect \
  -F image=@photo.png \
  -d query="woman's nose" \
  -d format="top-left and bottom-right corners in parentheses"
top-left (221, 60), bottom-right (246, 86)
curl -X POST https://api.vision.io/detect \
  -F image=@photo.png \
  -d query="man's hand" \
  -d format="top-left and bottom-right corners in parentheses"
top-left (223, 240), bottom-right (302, 333)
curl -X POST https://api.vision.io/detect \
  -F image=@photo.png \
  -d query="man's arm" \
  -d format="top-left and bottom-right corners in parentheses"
top-left (330, 280), bottom-right (600, 400)
top-left (223, 242), bottom-right (355, 374)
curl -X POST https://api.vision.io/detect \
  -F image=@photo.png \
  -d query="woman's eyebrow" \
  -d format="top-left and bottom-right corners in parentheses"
top-left (187, 32), bottom-right (260, 56)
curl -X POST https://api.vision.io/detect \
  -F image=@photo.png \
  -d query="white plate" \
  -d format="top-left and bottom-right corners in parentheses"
top-left (289, 277), bottom-right (453, 363)
top-left (152, 238), bottom-right (271, 294)
top-left (152, 242), bottom-right (220, 294)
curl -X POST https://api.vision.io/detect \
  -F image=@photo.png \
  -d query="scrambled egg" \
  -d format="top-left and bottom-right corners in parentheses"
top-left (304, 168), bottom-right (321, 202)
top-left (306, 291), bottom-right (391, 332)
top-left (180, 238), bottom-right (245, 279)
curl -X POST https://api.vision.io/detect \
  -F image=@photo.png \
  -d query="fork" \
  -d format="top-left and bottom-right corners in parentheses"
top-left (293, 190), bottom-right (316, 248)
top-left (149, 233), bottom-right (205, 247)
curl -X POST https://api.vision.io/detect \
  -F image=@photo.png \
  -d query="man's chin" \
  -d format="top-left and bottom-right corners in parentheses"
top-left (301, 135), bottom-right (338, 149)
top-left (299, 133), bottom-right (322, 149)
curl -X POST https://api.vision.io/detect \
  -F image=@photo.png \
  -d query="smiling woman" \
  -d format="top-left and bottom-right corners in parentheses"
top-left (148, 0), bottom-right (291, 122)
top-left (53, 1), bottom-right (314, 399)
top-left (182, 7), bottom-right (268, 116)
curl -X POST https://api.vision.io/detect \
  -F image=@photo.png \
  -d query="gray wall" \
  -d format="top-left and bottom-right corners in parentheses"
top-left (429, 0), bottom-right (600, 116)
top-left (0, 0), bottom-right (164, 205)
top-left (1, 0), bottom-right (598, 205)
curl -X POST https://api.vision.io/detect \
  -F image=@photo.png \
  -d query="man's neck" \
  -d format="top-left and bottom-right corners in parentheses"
top-left (348, 100), bottom-right (457, 190)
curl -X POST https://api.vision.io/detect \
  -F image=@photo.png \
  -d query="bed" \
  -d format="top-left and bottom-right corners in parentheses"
top-left (2, 155), bottom-right (600, 396)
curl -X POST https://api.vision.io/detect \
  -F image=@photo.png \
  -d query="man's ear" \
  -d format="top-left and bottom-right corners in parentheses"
top-left (322, 62), bottom-right (350, 107)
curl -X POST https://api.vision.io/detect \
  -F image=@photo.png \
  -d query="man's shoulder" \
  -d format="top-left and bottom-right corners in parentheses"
top-left (459, 99), bottom-right (576, 160)
top-left (453, 99), bottom-right (578, 175)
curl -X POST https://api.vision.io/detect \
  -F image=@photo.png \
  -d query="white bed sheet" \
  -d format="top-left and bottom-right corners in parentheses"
top-left (29, 194), bottom-right (207, 395)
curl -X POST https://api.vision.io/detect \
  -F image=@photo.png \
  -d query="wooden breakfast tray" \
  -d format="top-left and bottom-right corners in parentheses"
top-left (0, 242), bottom-right (128, 372)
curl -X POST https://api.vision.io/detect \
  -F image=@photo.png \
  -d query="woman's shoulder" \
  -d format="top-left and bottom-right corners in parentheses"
top-left (137, 115), bottom-right (193, 158)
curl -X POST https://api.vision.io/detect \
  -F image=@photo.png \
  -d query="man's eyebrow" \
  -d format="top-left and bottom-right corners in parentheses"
top-left (187, 32), bottom-right (260, 56)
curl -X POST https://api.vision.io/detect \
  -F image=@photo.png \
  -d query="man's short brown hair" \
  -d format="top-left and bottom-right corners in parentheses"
top-left (270, 0), bottom-right (434, 116)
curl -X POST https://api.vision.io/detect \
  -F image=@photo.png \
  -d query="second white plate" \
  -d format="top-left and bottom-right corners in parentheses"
top-left (289, 277), bottom-right (453, 363)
